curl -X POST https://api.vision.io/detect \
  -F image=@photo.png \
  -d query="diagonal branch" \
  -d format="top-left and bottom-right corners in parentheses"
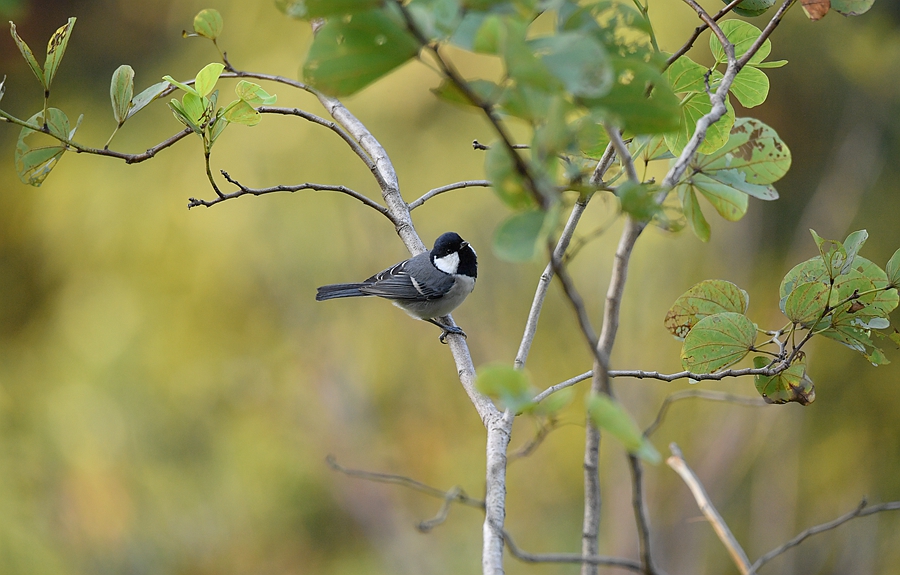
top-left (748, 499), bottom-right (900, 574)
top-left (664, 0), bottom-right (746, 70)
top-left (503, 530), bottom-right (645, 572)
top-left (667, 443), bottom-right (751, 574)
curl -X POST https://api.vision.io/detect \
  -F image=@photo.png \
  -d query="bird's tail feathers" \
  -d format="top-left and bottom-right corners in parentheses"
top-left (316, 283), bottom-right (370, 301)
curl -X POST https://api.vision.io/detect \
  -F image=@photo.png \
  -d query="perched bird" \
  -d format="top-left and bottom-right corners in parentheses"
top-left (316, 232), bottom-right (477, 342)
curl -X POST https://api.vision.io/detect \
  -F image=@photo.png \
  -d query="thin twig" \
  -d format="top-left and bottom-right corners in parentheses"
top-left (502, 531), bottom-right (645, 572)
top-left (515, 199), bottom-right (590, 368)
top-left (748, 499), bottom-right (900, 574)
top-left (256, 105), bottom-right (384, 188)
top-left (667, 443), bottom-right (751, 574)
top-left (534, 365), bottom-right (786, 405)
top-left (186, 171), bottom-right (394, 220)
top-left (736, 0), bottom-right (798, 69)
top-left (605, 127), bottom-right (639, 184)
top-left (643, 390), bottom-right (768, 438)
top-left (663, 0), bottom-right (744, 70)
top-left (408, 180), bottom-right (491, 210)
top-left (326, 455), bottom-right (485, 509)
top-left (627, 454), bottom-right (658, 574)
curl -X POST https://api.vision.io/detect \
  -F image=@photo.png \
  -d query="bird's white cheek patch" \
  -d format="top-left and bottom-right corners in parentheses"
top-left (433, 252), bottom-right (460, 274)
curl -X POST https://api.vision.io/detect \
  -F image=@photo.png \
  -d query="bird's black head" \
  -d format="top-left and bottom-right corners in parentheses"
top-left (431, 232), bottom-right (477, 279)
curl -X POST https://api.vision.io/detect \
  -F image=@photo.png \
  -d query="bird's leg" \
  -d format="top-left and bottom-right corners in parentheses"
top-left (424, 318), bottom-right (466, 344)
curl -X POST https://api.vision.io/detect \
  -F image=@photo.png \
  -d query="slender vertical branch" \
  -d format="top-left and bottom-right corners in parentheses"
top-left (627, 454), bottom-right (657, 574)
top-left (667, 443), bottom-right (751, 574)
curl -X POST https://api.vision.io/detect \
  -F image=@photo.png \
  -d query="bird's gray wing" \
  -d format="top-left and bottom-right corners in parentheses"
top-left (361, 257), bottom-right (451, 300)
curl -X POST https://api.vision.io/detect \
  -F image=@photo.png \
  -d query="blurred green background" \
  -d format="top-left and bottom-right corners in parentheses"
top-left (1, 1), bottom-right (900, 573)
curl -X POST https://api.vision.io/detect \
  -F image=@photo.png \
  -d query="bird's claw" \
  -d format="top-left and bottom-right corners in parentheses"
top-left (439, 326), bottom-right (467, 344)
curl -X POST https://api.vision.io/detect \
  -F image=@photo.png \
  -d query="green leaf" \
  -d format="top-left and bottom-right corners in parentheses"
top-left (194, 62), bottom-right (225, 98)
top-left (753, 357), bottom-right (815, 405)
top-left (665, 93), bottom-right (735, 156)
top-left (783, 281), bottom-right (830, 327)
top-left (886, 248), bottom-right (900, 288)
top-left (208, 115), bottom-right (228, 143)
top-left (727, 0), bottom-right (776, 17)
top-left (493, 210), bottom-right (546, 262)
top-left (587, 394), bottom-right (660, 464)
top-left (181, 92), bottom-right (207, 124)
top-left (810, 229), bottom-right (847, 280)
top-left (842, 229), bottom-right (868, 275)
top-left (697, 118), bottom-right (791, 185)
top-left (43, 17), bottom-right (75, 89)
top-left (193, 8), bottom-right (223, 40)
top-left (431, 78), bottom-right (499, 108)
top-left (530, 33), bottom-right (612, 98)
top-left (9, 21), bottom-right (45, 87)
top-left (303, 9), bottom-right (420, 96)
top-left (15, 108), bottom-right (75, 186)
top-left (223, 100), bottom-right (261, 126)
top-left (691, 173), bottom-right (748, 221)
top-left (484, 144), bottom-right (534, 210)
top-left (127, 80), bottom-right (170, 120)
top-left (583, 57), bottom-right (681, 135)
top-left (475, 363), bottom-right (534, 412)
top-left (502, 22), bottom-right (557, 91)
top-left (710, 20), bottom-right (771, 66)
top-left (235, 80), bottom-right (277, 105)
top-left (835, 258), bottom-right (898, 319)
top-left (498, 84), bottom-right (553, 123)
top-left (110, 64), bottom-right (134, 126)
top-left (472, 14), bottom-right (502, 54)
top-left (704, 168), bottom-right (778, 201)
top-left (831, 0), bottom-right (876, 16)
top-left (162, 75), bottom-right (199, 96)
top-left (312, 0), bottom-right (386, 18)
top-left (406, 0), bottom-right (462, 42)
top-left (677, 184), bottom-right (710, 242)
top-left (666, 55), bottom-right (709, 94)
top-left (730, 66), bottom-right (769, 108)
top-left (681, 312), bottom-right (756, 372)
top-left (779, 256), bottom-right (827, 312)
top-left (665, 279), bottom-right (750, 339)
top-left (167, 99), bottom-right (201, 134)
top-left (617, 181), bottom-right (662, 222)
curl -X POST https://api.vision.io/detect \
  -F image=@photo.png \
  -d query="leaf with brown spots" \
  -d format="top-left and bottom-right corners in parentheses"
top-left (801, 0), bottom-right (830, 20)
top-left (665, 280), bottom-right (750, 340)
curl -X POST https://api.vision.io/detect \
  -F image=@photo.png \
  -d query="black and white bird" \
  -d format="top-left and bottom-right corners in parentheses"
top-left (316, 232), bottom-right (477, 342)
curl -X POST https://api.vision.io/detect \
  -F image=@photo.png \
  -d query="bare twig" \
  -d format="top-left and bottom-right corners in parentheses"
top-left (667, 443), bottom-right (751, 574)
top-left (326, 455), bottom-right (485, 510)
top-left (748, 499), bottom-right (900, 574)
top-left (605, 127), bottom-right (639, 184)
top-left (256, 106), bottom-right (385, 189)
top-left (663, 0), bottom-right (744, 70)
top-left (502, 531), bottom-right (645, 572)
top-left (408, 180), bottom-right (491, 210)
top-left (644, 390), bottom-right (768, 438)
top-left (515, 199), bottom-right (590, 368)
top-left (186, 171), bottom-right (394, 219)
top-left (736, 0), bottom-right (798, 69)
top-left (627, 454), bottom-right (658, 574)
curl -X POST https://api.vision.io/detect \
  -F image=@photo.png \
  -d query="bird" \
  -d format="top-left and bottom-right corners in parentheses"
top-left (316, 232), bottom-right (477, 343)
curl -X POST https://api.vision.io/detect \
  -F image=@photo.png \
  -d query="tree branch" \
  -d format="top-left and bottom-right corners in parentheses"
top-left (408, 180), bottom-right (491, 210)
top-left (667, 443), bottom-right (751, 574)
top-left (627, 454), bottom-right (658, 574)
top-left (663, 0), bottom-right (745, 71)
top-left (186, 171), bottom-right (394, 219)
top-left (748, 499), bottom-right (900, 574)
top-left (503, 531), bottom-right (645, 572)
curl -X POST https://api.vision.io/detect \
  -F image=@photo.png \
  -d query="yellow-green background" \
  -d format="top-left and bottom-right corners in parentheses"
top-left (1, 0), bottom-right (899, 573)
